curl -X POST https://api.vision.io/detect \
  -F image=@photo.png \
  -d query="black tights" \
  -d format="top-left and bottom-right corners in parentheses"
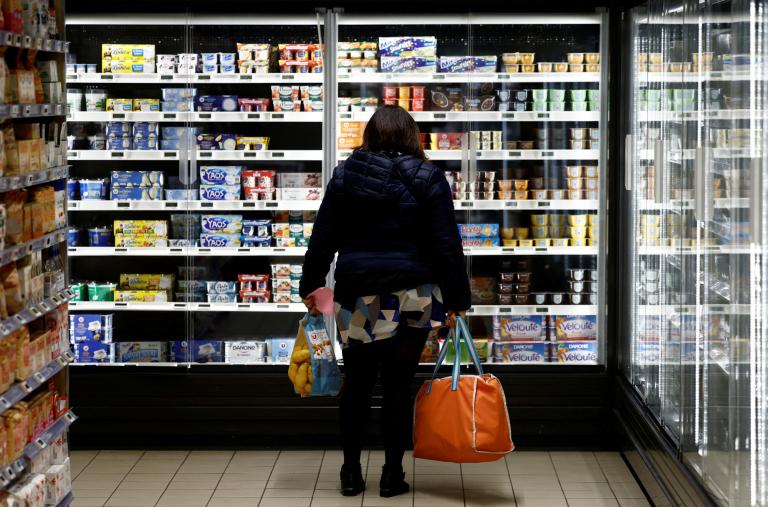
top-left (339, 326), bottom-right (429, 469)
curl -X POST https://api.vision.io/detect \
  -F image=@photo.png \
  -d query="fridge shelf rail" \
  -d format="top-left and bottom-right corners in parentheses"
top-left (68, 111), bottom-right (323, 123)
top-left (338, 111), bottom-right (601, 123)
top-left (636, 304), bottom-right (751, 316)
top-left (337, 72), bottom-right (601, 83)
top-left (468, 304), bottom-right (597, 316)
top-left (464, 246), bottom-right (597, 256)
top-left (68, 200), bottom-right (322, 211)
top-left (0, 289), bottom-right (73, 339)
top-left (638, 198), bottom-right (750, 210)
top-left (68, 246), bottom-right (308, 257)
top-left (0, 166), bottom-right (69, 193)
top-left (637, 70), bottom-right (765, 83)
top-left (637, 109), bottom-right (768, 122)
top-left (639, 148), bottom-right (762, 160)
top-left (69, 302), bottom-right (306, 312)
top-left (339, 149), bottom-right (601, 161)
top-left (1, 227), bottom-right (69, 269)
top-left (456, 199), bottom-right (599, 210)
top-left (0, 352), bottom-right (75, 417)
top-left (637, 245), bottom-right (752, 255)
top-left (68, 150), bottom-right (323, 161)
top-left (67, 72), bottom-right (324, 84)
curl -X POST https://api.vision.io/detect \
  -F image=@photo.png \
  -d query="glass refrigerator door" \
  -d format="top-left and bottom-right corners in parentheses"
top-left (465, 15), bottom-right (604, 365)
top-left (186, 14), bottom-right (325, 366)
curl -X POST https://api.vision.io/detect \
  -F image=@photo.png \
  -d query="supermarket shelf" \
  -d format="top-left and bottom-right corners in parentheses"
top-left (464, 246), bottom-right (597, 256)
top-left (69, 111), bottom-right (323, 123)
top-left (638, 245), bottom-right (751, 255)
top-left (637, 109), bottom-right (766, 122)
top-left (1, 227), bottom-right (69, 268)
top-left (67, 72), bottom-right (324, 84)
top-left (69, 200), bottom-right (322, 211)
top-left (339, 149), bottom-right (600, 161)
top-left (0, 289), bottom-right (72, 338)
top-left (337, 72), bottom-right (601, 83)
top-left (69, 246), bottom-right (307, 257)
top-left (468, 304), bottom-right (597, 316)
top-left (0, 103), bottom-right (66, 120)
top-left (636, 304), bottom-right (751, 316)
top-left (455, 199), bottom-right (599, 210)
top-left (639, 148), bottom-right (762, 160)
top-left (0, 166), bottom-right (69, 193)
top-left (638, 70), bottom-right (761, 83)
top-left (0, 352), bottom-right (75, 417)
top-left (0, 31), bottom-right (69, 53)
top-left (638, 198), bottom-right (750, 210)
top-left (68, 150), bottom-right (323, 161)
top-left (69, 302), bottom-right (305, 312)
top-left (338, 111), bottom-right (601, 123)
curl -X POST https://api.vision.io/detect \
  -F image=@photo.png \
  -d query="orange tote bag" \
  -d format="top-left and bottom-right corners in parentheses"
top-left (413, 317), bottom-right (514, 463)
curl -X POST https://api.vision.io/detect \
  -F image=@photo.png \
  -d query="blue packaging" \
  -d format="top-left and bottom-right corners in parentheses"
top-left (73, 340), bottom-right (115, 363)
top-left (67, 227), bottom-right (81, 246)
top-left (635, 341), bottom-right (661, 364)
top-left (200, 233), bottom-right (241, 247)
top-left (160, 140), bottom-right (181, 150)
top-left (242, 219), bottom-right (271, 238)
top-left (69, 314), bottom-right (113, 341)
top-left (160, 126), bottom-right (199, 140)
top-left (439, 56), bottom-right (474, 73)
top-left (170, 340), bottom-right (223, 363)
top-left (199, 166), bottom-right (242, 185)
top-left (219, 53), bottom-right (235, 64)
top-left (132, 135), bottom-right (158, 150)
top-left (207, 293), bottom-right (237, 303)
top-left (379, 36), bottom-right (437, 56)
top-left (78, 179), bottom-right (107, 200)
top-left (110, 171), bottom-right (164, 187)
top-left (270, 337), bottom-right (295, 364)
top-left (494, 342), bottom-right (550, 363)
top-left (473, 56), bottom-right (498, 72)
top-left (165, 189), bottom-right (198, 200)
top-left (242, 237), bottom-right (272, 247)
top-left (200, 185), bottom-right (240, 201)
top-left (554, 315), bottom-right (598, 341)
top-left (215, 133), bottom-right (238, 150)
top-left (206, 281), bottom-right (238, 294)
top-left (178, 280), bottom-right (207, 292)
top-left (195, 95), bottom-right (239, 112)
top-left (107, 134), bottom-right (131, 150)
top-left (117, 342), bottom-right (166, 363)
top-left (67, 179), bottom-right (79, 200)
top-left (161, 100), bottom-right (194, 112)
top-left (87, 227), bottom-right (113, 246)
top-left (380, 56), bottom-right (437, 73)
top-left (496, 316), bottom-right (548, 341)
top-left (69, 325), bottom-right (113, 342)
top-left (161, 88), bottom-right (198, 101)
top-left (201, 215), bottom-right (243, 234)
top-left (458, 223), bottom-right (500, 238)
top-left (105, 122), bottom-right (131, 135)
top-left (132, 122), bottom-right (159, 136)
top-left (111, 186), bottom-right (164, 201)
top-left (554, 341), bottom-right (597, 364)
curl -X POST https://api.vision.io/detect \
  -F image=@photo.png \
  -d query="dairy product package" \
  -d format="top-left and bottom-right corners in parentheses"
top-left (554, 315), bottom-right (597, 341)
top-left (461, 237), bottom-right (500, 248)
top-left (269, 337), bottom-right (294, 364)
top-left (554, 340), bottom-right (597, 363)
top-left (379, 37), bottom-right (437, 56)
top-left (380, 56), bottom-right (437, 73)
top-left (201, 215), bottom-right (243, 234)
top-left (273, 292), bottom-right (302, 303)
top-left (242, 237), bottom-right (271, 248)
top-left (170, 340), bottom-right (223, 363)
top-left (494, 342), bottom-right (550, 363)
top-left (113, 219), bottom-right (168, 236)
top-left (161, 100), bottom-right (194, 112)
top-left (119, 273), bottom-right (174, 290)
top-left (110, 171), bottom-right (164, 187)
top-left (160, 140), bottom-right (181, 150)
top-left (69, 325), bottom-right (113, 344)
top-left (161, 126), bottom-right (199, 140)
top-left (111, 186), bottom-right (163, 201)
top-left (206, 281), bottom-right (238, 294)
top-left (161, 88), bottom-right (198, 101)
top-left (207, 293), bottom-right (237, 303)
top-left (200, 184), bottom-right (241, 201)
top-left (196, 95), bottom-right (239, 112)
top-left (133, 98), bottom-right (160, 112)
top-left (114, 234), bottom-right (168, 247)
top-left (69, 313), bottom-right (113, 337)
top-left (102, 44), bottom-right (156, 61)
top-left (199, 166), bottom-right (242, 185)
top-left (118, 342), bottom-right (166, 363)
top-left (114, 290), bottom-right (169, 302)
top-left (496, 316), bottom-right (548, 341)
top-left (225, 340), bottom-right (268, 364)
top-left (242, 219), bottom-right (271, 238)
top-left (279, 188), bottom-right (322, 201)
top-left (73, 340), bottom-right (115, 363)
top-left (200, 233), bottom-right (241, 247)
top-left (104, 60), bottom-right (155, 74)
top-left (438, 56), bottom-right (475, 73)
top-left (106, 98), bottom-right (133, 112)
top-left (278, 173), bottom-right (321, 189)
top-left (458, 223), bottom-right (499, 238)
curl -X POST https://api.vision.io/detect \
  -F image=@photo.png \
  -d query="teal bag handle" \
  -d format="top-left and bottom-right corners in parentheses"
top-left (427, 316), bottom-right (484, 393)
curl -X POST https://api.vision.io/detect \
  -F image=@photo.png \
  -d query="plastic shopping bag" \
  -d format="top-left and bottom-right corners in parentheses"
top-left (288, 313), bottom-right (342, 397)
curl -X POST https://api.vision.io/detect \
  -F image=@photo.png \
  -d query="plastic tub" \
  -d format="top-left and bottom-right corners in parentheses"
top-left (88, 227), bottom-right (113, 246)
top-left (79, 179), bottom-right (107, 200)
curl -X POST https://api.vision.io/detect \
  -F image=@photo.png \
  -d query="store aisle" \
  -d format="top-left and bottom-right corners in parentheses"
top-left (68, 449), bottom-right (650, 507)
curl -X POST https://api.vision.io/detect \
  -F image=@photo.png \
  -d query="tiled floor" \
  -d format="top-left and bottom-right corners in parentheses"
top-left (70, 450), bottom-right (651, 507)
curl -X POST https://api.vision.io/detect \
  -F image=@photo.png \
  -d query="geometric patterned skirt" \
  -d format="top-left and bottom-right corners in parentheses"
top-left (334, 284), bottom-right (445, 347)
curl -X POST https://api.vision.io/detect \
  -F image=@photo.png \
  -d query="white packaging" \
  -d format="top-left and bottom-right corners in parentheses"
top-left (225, 341), bottom-right (267, 364)
top-left (44, 459), bottom-right (71, 505)
top-left (157, 54), bottom-right (178, 65)
top-left (51, 435), bottom-right (69, 465)
top-left (157, 63), bottom-right (176, 75)
top-left (201, 53), bottom-right (218, 64)
top-left (278, 172), bottom-right (322, 188)
top-left (177, 63), bottom-right (197, 74)
top-left (279, 187), bottom-right (322, 201)
top-left (178, 53), bottom-right (199, 64)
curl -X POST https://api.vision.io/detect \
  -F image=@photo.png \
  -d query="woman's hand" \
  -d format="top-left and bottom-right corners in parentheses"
top-left (302, 297), bottom-right (320, 316)
top-left (446, 310), bottom-right (466, 329)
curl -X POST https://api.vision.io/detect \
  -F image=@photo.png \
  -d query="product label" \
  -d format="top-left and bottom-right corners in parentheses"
top-left (495, 342), bottom-right (549, 363)
top-left (555, 316), bottom-right (597, 341)
top-left (497, 316), bottom-right (548, 341)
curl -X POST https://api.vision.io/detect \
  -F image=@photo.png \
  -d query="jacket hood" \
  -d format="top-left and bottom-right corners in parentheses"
top-left (340, 150), bottom-right (420, 201)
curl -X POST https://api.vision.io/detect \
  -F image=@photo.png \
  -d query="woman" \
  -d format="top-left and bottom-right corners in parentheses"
top-left (299, 105), bottom-right (471, 498)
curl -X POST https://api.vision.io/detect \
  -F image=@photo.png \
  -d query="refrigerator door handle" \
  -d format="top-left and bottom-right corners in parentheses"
top-left (461, 133), bottom-right (469, 186)
top-left (625, 134), bottom-right (633, 191)
top-left (751, 157), bottom-right (763, 245)
top-left (468, 133), bottom-right (477, 185)
top-left (694, 146), bottom-right (709, 223)
top-left (654, 139), bottom-right (664, 204)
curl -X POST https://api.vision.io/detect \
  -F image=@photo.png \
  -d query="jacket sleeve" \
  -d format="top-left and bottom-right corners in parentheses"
top-left (423, 168), bottom-right (472, 311)
top-left (299, 174), bottom-right (340, 299)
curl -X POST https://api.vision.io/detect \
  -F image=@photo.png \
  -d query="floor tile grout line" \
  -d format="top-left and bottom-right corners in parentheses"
top-left (548, 450), bottom-right (569, 506)
top-left (152, 450), bottom-right (190, 507)
top-left (258, 449), bottom-right (281, 507)
top-left (204, 450), bottom-right (236, 507)
top-left (71, 450), bottom-right (99, 481)
top-left (502, 455), bottom-right (519, 506)
top-left (98, 450), bottom-right (147, 507)
top-left (309, 449), bottom-right (325, 505)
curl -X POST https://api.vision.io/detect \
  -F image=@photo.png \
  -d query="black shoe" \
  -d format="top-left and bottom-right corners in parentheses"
top-left (340, 464), bottom-right (365, 496)
top-left (379, 465), bottom-right (409, 498)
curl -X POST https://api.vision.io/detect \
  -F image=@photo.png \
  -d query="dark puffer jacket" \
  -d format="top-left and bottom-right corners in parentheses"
top-left (299, 149), bottom-right (471, 311)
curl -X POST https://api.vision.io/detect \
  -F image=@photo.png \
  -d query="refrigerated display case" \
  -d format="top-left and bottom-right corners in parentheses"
top-left (622, 0), bottom-right (768, 504)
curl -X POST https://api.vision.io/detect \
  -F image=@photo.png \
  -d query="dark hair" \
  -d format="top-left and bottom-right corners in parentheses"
top-left (358, 105), bottom-right (426, 160)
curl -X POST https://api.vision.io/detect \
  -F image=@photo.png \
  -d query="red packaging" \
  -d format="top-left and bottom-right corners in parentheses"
top-left (238, 274), bottom-right (270, 292)
top-left (242, 170), bottom-right (275, 189)
top-left (239, 98), bottom-right (270, 112)
top-left (383, 98), bottom-right (397, 106)
top-left (383, 86), bottom-right (397, 99)
top-left (240, 290), bottom-right (271, 304)
top-left (411, 99), bottom-right (424, 112)
top-left (243, 187), bottom-right (277, 201)
top-left (411, 86), bottom-right (426, 100)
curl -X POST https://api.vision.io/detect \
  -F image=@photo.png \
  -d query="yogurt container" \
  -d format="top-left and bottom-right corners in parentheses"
top-left (67, 227), bottom-right (82, 246)
top-left (85, 88), bottom-right (107, 111)
top-left (79, 179), bottom-right (108, 200)
top-left (67, 89), bottom-right (83, 112)
top-left (67, 179), bottom-right (79, 200)
top-left (87, 282), bottom-right (116, 301)
top-left (88, 226), bottom-right (113, 246)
